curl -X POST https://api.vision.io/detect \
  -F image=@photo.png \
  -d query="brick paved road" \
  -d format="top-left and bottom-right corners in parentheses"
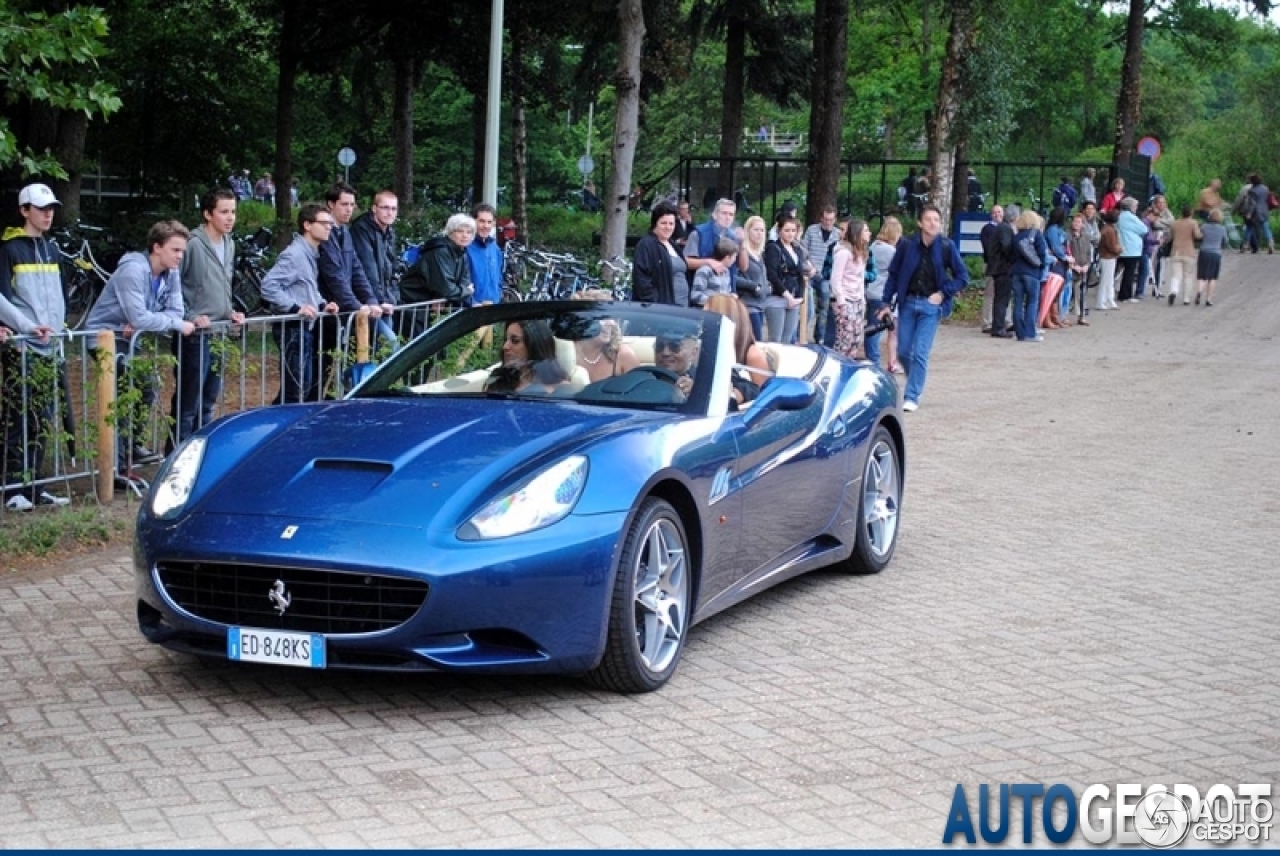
top-left (3, 254), bottom-right (1278, 847)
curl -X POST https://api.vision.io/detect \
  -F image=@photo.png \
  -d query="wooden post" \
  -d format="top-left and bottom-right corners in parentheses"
top-left (95, 331), bottom-right (115, 503)
top-left (355, 306), bottom-right (371, 366)
top-left (798, 285), bottom-right (810, 345)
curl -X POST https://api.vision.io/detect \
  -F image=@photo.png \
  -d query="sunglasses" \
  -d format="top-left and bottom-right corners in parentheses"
top-left (654, 339), bottom-right (687, 353)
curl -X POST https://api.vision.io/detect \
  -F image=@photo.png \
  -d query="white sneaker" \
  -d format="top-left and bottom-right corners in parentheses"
top-left (37, 491), bottom-right (70, 507)
top-left (5, 494), bottom-right (34, 512)
top-left (902, 400), bottom-right (919, 412)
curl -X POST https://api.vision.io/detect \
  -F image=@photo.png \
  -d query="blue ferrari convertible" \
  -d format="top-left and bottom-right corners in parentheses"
top-left (136, 301), bottom-right (904, 692)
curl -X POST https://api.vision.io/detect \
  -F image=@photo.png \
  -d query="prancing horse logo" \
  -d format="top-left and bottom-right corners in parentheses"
top-left (269, 580), bottom-right (291, 616)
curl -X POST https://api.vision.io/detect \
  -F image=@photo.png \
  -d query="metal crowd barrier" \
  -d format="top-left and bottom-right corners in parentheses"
top-left (0, 299), bottom-right (448, 511)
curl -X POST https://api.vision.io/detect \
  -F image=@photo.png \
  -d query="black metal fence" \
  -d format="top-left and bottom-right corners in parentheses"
top-left (651, 156), bottom-right (1122, 223)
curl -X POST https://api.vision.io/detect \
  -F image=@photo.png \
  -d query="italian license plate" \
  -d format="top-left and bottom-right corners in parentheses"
top-left (227, 627), bottom-right (326, 669)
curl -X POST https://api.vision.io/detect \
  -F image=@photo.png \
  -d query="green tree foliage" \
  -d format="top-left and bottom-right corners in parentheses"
top-left (89, 0), bottom-right (276, 195)
top-left (8, 0), bottom-right (1280, 249)
top-left (0, 4), bottom-right (120, 177)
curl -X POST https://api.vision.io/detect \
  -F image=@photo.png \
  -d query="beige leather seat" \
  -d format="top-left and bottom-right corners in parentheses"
top-left (757, 343), bottom-right (819, 379)
top-left (624, 335), bottom-right (655, 365)
top-left (554, 338), bottom-right (590, 392)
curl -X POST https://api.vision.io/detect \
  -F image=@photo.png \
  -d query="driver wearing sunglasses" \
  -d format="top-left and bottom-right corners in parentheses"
top-left (654, 330), bottom-right (699, 397)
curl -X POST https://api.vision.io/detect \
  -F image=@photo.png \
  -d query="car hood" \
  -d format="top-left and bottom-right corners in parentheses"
top-left (195, 398), bottom-right (655, 528)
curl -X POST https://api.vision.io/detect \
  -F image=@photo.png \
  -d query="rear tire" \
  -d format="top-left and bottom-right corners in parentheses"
top-left (839, 425), bottom-right (901, 575)
top-left (232, 268), bottom-right (264, 317)
top-left (586, 498), bottom-right (691, 693)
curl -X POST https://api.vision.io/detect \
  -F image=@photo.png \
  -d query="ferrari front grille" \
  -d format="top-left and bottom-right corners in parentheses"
top-left (156, 561), bottom-right (429, 635)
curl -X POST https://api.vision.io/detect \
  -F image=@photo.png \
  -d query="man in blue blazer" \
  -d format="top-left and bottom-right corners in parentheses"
top-left (881, 205), bottom-right (968, 412)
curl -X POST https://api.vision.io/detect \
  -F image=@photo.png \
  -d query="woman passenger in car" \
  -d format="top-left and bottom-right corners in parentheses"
top-left (487, 319), bottom-right (569, 394)
top-left (704, 294), bottom-right (770, 406)
top-left (572, 291), bottom-right (640, 383)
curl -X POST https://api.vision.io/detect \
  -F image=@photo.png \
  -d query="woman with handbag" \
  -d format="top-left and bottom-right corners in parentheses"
top-left (762, 215), bottom-right (805, 343)
top-left (1010, 209), bottom-right (1048, 341)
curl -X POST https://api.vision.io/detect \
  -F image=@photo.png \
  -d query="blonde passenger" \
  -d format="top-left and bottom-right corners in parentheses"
top-left (572, 289), bottom-right (639, 382)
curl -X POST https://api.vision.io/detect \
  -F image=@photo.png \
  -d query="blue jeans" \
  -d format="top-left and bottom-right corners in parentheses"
top-left (273, 320), bottom-right (315, 405)
top-left (169, 332), bottom-right (223, 451)
top-left (811, 278), bottom-right (831, 343)
top-left (1251, 219), bottom-right (1274, 251)
top-left (746, 306), bottom-right (764, 341)
top-left (896, 296), bottom-right (942, 404)
top-left (1011, 273), bottom-right (1040, 340)
top-left (1058, 270), bottom-right (1073, 317)
top-left (864, 298), bottom-right (887, 365)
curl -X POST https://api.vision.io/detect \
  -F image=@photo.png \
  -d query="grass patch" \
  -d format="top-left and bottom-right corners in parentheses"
top-left (947, 284), bottom-right (984, 325)
top-left (0, 504), bottom-right (131, 566)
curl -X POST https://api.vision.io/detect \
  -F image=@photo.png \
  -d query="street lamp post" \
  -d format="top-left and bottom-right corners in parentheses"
top-left (482, 0), bottom-right (504, 208)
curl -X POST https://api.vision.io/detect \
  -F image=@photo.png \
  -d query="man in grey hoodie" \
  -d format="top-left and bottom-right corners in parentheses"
top-left (259, 204), bottom-right (338, 404)
top-left (85, 220), bottom-right (194, 484)
top-left (168, 188), bottom-right (246, 453)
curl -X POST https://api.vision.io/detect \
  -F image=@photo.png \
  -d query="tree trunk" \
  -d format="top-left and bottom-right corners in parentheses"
top-left (273, 0), bottom-right (300, 231)
top-left (715, 1), bottom-right (746, 205)
top-left (951, 138), bottom-right (969, 222)
top-left (929, 0), bottom-right (975, 230)
top-left (804, 0), bottom-right (850, 224)
top-left (921, 0), bottom-right (936, 164)
top-left (52, 110), bottom-right (88, 223)
top-left (1111, 0), bottom-right (1144, 165)
top-left (601, 0), bottom-right (645, 262)
top-left (391, 54), bottom-right (417, 207)
top-left (509, 22), bottom-right (530, 242)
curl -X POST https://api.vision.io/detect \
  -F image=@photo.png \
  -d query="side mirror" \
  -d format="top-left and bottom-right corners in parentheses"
top-left (742, 377), bottom-right (819, 428)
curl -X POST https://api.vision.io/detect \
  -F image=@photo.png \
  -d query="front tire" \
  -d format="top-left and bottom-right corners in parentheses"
top-left (586, 498), bottom-right (691, 693)
top-left (840, 425), bottom-right (901, 575)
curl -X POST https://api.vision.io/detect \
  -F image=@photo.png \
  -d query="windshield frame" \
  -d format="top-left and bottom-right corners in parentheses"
top-left (352, 300), bottom-right (725, 416)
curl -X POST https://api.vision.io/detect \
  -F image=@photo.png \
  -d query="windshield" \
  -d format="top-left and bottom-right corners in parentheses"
top-left (355, 301), bottom-right (722, 415)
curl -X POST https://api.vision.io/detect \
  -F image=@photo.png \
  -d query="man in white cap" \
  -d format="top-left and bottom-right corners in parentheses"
top-left (0, 183), bottom-right (70, 510)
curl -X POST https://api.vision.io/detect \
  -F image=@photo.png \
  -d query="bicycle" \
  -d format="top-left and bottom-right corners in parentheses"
top-left (51, 223), bottom-right (115, 329)
top-left (598, 256), bottom-right (632, 302)
top-left (232, 227), bottom-right (273, 317)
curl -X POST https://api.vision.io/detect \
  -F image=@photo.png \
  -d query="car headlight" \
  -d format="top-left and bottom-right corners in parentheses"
top-left (150, 437), bottom-right (206, 519)
top-left (463, 456), bottom-right (589, 540)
